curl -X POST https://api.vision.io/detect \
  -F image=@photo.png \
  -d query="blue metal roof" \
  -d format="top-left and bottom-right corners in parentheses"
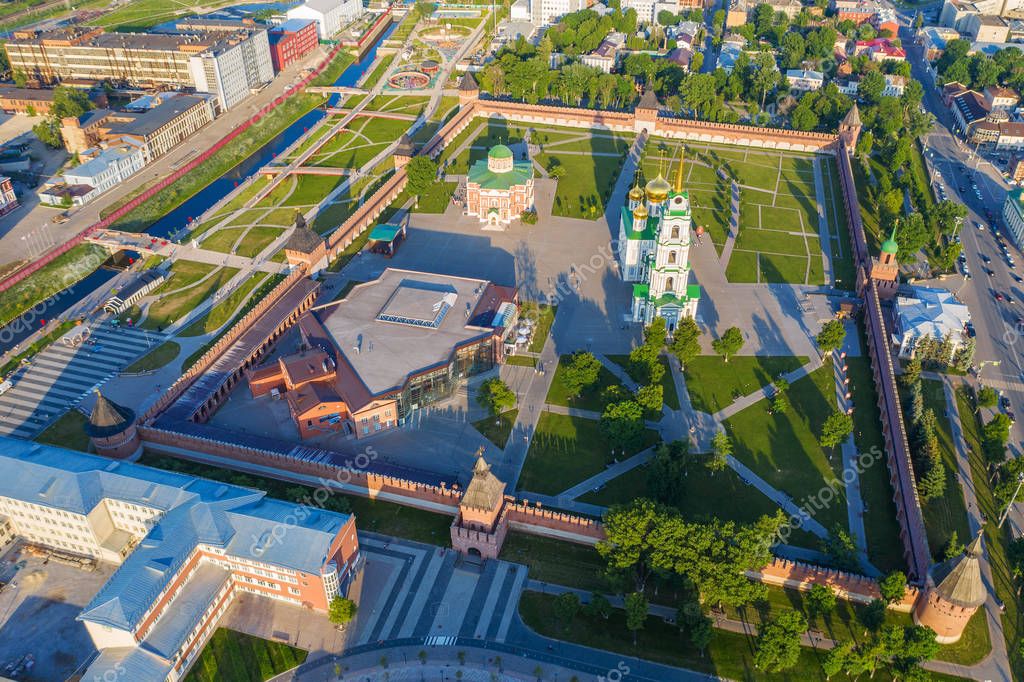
top-left (141, 563), bottom-right (231, 659)
top-left (82, 647), bottom-right (173, 681)
top-left (0, 438), bottom-right (351, 636)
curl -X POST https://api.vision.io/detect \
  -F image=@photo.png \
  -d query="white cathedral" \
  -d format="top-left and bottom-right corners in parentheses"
top-left (617, 153), bottom-right (700, 331)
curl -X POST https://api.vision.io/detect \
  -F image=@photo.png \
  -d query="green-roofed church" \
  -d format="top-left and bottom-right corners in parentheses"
top-left (617, 150), bottom-right (699, 330)
top-left (465, 143), bottom-right (535, 226)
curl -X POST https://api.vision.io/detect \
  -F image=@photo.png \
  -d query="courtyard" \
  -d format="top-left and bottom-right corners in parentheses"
top-left (0, 543), bottom-right (115, 681)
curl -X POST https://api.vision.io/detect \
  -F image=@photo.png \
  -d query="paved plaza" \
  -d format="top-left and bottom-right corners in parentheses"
top-left (0, 323), bottom-right (164, 439)
top-left (0, 544), bottom-right (114, 682)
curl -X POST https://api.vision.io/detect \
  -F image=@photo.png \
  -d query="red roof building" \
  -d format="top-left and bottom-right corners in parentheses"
top-left (268, 18), bottom-right (318, 73)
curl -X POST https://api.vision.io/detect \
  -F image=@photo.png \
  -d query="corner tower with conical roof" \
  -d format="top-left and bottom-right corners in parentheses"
top-left (839, 102), bottom-right (862, 151)
top-left (913, 531), bottom-right (987, 643)
top-left (458, 71), bottom-right (479, 106)
top-left (870, 223), bottom-right (900, 298)
top-left (85, 391), bottom-right (142, 460)
top-left (451, 450), bottom-right (510, 559)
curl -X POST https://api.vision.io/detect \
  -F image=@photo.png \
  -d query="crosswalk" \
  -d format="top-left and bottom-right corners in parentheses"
top-left (423, 636), bottom-right (457, 647)
top-left (0, 324), bottom-right (164, 439)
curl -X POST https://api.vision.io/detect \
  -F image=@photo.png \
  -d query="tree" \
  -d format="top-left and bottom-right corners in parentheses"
top-left (820, 411), bottom-right (853, 450)
top-left (406, 156), bottom-right (439, 201)
top-left (669, 316), bottom-right (701, 367)
top-left (477, 378), bottom-right (516, 415)
top-left (943, 531), bottom-right (965, 560)
top-left (624, 592), bottom-right (648, 644)
top-left (822, 523), bottom-right (861, 572)
top-left (690, 616), bottom-right (715, 655)
top-left (934, 199), bottom-right (967, 235)
top-left (751, 52), bottom-right (780, 109)
top-left (553, 592), bottom-right (581, 629)
top-left (822, 640), bottom-right (854, 680)
top-left (649, 440), bottom-right (691, 504)
top-left (859, 70), bottom-right (886, 104)
top-left (754, 611), bottom-right (807, 672)
top-left (328, 596), bottom-right (357, 625)
top-left (816, 320), bottom-right (847, 355)
top-left (635, 383), bottom-right (664, 413)
top-left (770, 378), bottom-right (790, 415)
top-left (712, 327), bottom-right (744, 363)
top-left (977, 385), bottom-right (998, 411)
top-left (879, 571), bottom-right (907, 604)
top-left (415, 0), bottom-right (437, 19)
top-left (585, 592), bottom-right (612, 619)
top-left (901, 356), bottom-right (922, 387)
top-left (597, 498), bottom-right (663, 590)
top-left (806, 583), bottom-right (837, 617)
top-left (560, 351), bottom-right (602, 396)
top-left (860, 598), bottom-right (887, 631)
top-left (982, 413), bottom-right (1012, 464)
top-left (12, 70), bottom-right (26, 88)
top-left (710, 429), bottom-right (731, 473)
top-left (601, 399), bottom-right (645, 451)
top-left (790, 103), bottom-right (820, 131)
top-left (896, 213), bottom-right (930, 255)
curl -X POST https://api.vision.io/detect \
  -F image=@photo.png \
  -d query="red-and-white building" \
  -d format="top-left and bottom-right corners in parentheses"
top-left (853, 37), bottom-right (907, 62)
top-left (0, 438), bottom-right (361, 682)
top-left (268, 18), bottom-right (318, 72)
top-left (464, 144), bottom-right (535, 226)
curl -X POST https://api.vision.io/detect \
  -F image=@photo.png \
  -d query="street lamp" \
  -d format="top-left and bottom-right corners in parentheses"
top-left (997, 471), bottom-right (1024, 529)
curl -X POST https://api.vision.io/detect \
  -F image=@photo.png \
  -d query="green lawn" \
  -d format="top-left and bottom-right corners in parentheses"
top-left (545, 356), bottom-right (624, 413)
top-left (516, 413), bottom-right (659, 496)
top-left (537, 150), bottom-right (625, 220)
top-left (956, 389), bottom-right (1023, 678)
top-left (184, 628), bottom-right (307, 682)
top-left (723, 365), bottom-right (849, 533)
top-left (0, 244), bottom-right (108, 328)
top-left (524, 303), bottom-right (556, 353)
top-left (845, 355), bottom-right (904, 574)
top-left (92, 0), bottom-right (241, 31)
top-left (123, 340), bottom-right (181, 372)
top-left (139, 266), bottom-right (239, 330)
top-left (236, 227), bottom-right (284, 258)
top-left (473, 409), bottom-right (518, 448)
top-left (179, 273), bottom-right (270, 337)
top-left (518, 591), bottom-right (959, 682)
top-left (919, 378), bottom-right (971, 560)
top-left (201, 227), bottom-right (245, 254)
top-left (500, 534), bottom-right (609, 593)
top-left (505, 354), bottom-right (537, 367)
top-left (391, 181), bottom-right (456, 214)
top-left (606, 355), bottom-right (680, 410)
top-left (35, 410), bottom-right (90, 452)
top-left (682, 355), bottom-right (808, 414)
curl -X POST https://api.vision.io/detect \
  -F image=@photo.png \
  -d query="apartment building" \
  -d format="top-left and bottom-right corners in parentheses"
top-left (2, 26), bottom-right (271, 111)
top-left (0, 438), bottom-right (359, 682)
top-left (786, 69), bottom-right (825, 92)
top-left (268, 19), bottom-right (319, 72)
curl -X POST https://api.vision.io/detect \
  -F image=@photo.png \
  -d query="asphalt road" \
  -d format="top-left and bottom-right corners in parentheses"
top-left (898, 17), bottom-right (1024, 534)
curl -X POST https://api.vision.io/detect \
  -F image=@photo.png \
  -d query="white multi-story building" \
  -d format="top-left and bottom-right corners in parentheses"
top-left (287, 0), bottom-right (363, 39)
top-left (0, 435), bottom-right (361, 682)
top-left (62, 141), bottom-right (146, 197)
top-left (786, 69), bottom-right (825, 92)
top-left (618, 150), bottom-right (700, 330)
top-left (1004, 188), bottom-right (1024, 247)
top-left (884, 74), bottom-right (907, 97)
top-left (893, 288), bottom-right (971, 359)
top-left (189, 28), bottom-right (273, 112)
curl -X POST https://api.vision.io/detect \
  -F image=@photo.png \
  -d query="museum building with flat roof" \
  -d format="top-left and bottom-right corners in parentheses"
top-left (248, 268), bottom-right (518, 439)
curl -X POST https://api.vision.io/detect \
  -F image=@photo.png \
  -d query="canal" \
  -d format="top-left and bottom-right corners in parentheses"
top-left (0, 19), bottom-right (397, 355)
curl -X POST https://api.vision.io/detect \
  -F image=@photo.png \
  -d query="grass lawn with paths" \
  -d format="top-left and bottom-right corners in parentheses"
top-left (183, 628), bottom-right (307, 682)
top-left (682, 355), bottom-right (808, 414)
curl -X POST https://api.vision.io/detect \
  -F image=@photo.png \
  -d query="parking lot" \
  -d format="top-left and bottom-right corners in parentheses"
top-left (0, 543), bottom-right (113, 681)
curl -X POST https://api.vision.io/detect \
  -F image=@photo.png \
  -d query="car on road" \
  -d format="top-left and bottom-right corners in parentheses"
top-left (1000, 395), bottom-right (1011, 410)
top-left (1013, 274), bottom-right (1023, 283)
top-left (977, 221), bottom-right (985, 230)
top-left (986, 267), bottom-right (994, 276)
top-left (982, 254), bottom-right (991, 263)
top-left (966, 321), bottom-right (976, 337)
top-left (995, 292), bottom-right (1004, 301)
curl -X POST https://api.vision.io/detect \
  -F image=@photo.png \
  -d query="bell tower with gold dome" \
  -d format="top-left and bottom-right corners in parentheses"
top-left (617, 150), bottom-right (700, 330)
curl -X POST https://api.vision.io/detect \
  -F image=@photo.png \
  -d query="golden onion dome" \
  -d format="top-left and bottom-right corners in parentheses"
top-left (628, 182), bottom-right (645, 203)
top-left (645, 173), bottom-right (671, 203)
top-left (632, 203), bottom-right (649, 221)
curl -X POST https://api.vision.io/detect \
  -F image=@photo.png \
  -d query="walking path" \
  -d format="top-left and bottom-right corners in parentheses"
top-left (812, 156), bottom-right (835, 286)
top-left (831, 337), bottom-right (870, 569)
top-left (709, 356), bottom-right (823, 423)
top-left (557, 447), bottom-right (656, 500)
top-left (727, 455), bottom-right (829, 538)
top-left (717, 180), bottom-right (741, 269)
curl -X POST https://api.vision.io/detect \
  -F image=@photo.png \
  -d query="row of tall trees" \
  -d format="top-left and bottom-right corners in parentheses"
top-left (935, 41), bottom-right (1024, 92)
